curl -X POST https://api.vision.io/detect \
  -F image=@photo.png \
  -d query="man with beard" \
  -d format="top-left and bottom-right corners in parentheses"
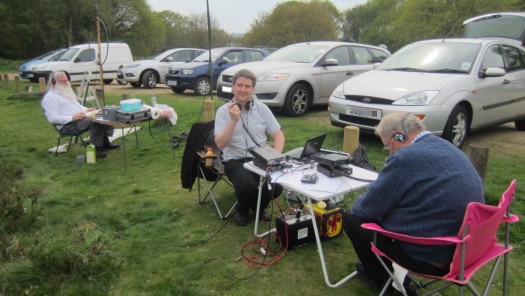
top-left (41, 71), bottom-right (119, 158)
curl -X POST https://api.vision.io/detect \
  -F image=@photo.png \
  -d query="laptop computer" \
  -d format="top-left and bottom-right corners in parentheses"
top-left (284, 133), bottom-right (327, 160)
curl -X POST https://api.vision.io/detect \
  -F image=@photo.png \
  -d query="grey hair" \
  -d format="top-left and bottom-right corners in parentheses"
top-left (375, 112), bottom-right (426, 137)
top-left (232, 69), bottom-right (257, 87)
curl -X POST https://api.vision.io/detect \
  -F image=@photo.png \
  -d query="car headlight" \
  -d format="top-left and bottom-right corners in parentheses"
top-left (123, 64), bottom-right (140, 69)
top-left (393, 91), bottom-right (439, 105)
top-left (258, 73), bottom-right (289, 81)
top-left (330, 84), bottom-right (345, 99)
top-left (182, 69), bottom-right (194, 75)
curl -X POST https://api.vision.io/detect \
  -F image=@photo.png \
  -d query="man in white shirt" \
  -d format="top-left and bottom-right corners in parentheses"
top-left (41, 71), bottom-right (119, 158)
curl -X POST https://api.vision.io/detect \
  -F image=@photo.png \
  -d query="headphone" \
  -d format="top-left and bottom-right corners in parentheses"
top-left (233, 99), bottom-right (254, 111)
top-left (393, 112), bottom-right (410, 143)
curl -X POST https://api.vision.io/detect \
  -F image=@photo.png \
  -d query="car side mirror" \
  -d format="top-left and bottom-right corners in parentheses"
top-left (218, 59), bottom-right (228, 66)
top-left (74, 57), bottom-right (81, 63)
top-left (323, 58), bottom-right (338, 66)
top-left (484, 67), bottom-right (506, 77)
top-left (372, 63), bottom-right (382, 70)
top-left (166, 57), bottom-right (173, 62)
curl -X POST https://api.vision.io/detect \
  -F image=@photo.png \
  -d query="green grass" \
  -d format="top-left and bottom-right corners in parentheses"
top-left (0, 76), bottom-right (524, 295)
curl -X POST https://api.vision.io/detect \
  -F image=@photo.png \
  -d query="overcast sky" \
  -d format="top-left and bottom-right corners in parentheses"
top-left (147, 0), bottom-right (368, 34)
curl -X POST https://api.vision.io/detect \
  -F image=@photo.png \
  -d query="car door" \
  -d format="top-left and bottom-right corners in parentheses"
top-left (213, 50), bottom-right (242, 86)
top-left (473, 44), bottom-right (516, 126)
top-left (316, 46), bottom-right (352, 104)
top-left (500, 44), bottom-right (525, 118)
top-left (70, 48), bottom-right (96, 81)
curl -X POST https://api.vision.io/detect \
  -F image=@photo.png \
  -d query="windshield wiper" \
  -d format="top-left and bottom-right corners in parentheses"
top-left (428, 68), bottom-right (469, 74)
top-left (387, 67), bottom-right (426, 72)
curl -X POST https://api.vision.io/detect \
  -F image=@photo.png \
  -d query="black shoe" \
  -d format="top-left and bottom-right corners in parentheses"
top-left (96, 151), bottom-right (107, 158)
top-left (355, 262), bottom-right (378, 287)
top-left (234, 212), bottom-right (249, 226)
top-left (103, 137), bottom-right (120, 150)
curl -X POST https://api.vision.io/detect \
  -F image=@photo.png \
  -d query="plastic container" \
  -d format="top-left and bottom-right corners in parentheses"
top-left (205, 147), bottom-right (214, 167)
top-left (120, 98), bottom-right (142, 112)
top-left (86, 144), bottom-right (96, 164)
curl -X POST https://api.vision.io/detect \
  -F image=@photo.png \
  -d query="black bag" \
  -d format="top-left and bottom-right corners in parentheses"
top-left (350, 143), bottom-right (376, 172)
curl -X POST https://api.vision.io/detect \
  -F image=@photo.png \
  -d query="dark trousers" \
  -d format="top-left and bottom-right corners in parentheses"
top-left (224, 158), bottom-right (283, 215)
top-left (342, 211), bottom-right (449, 288)
top-left (61, 120), bottom-right (114, 147)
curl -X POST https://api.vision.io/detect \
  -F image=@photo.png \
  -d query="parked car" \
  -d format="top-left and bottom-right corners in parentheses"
top-left (165, 47), bottom-right (269, 96)
top-left (463, 12), bottom-right (525, 44)
top-left (328, 38), bottom-right (525, 148)
top-left (118, 48), bottom-right (205, 89)
top-left (19, 48), bottom-right (66, 83)
top-left (28, 42), bottom-right (133, 84)
top-left (216, 41), bottom-right (391, 116)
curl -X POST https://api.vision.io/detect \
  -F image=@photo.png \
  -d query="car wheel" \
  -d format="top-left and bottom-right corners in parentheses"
top-left (130, 82), bottom-right (141, 88)
top-left (442, 105), bottom-right (469, 148)
top-left (142, 70), bottom-right (157, 89)
top-left (117, 79), bottom-right (128, 85)
top-left (194, 77), bottom-right (211, 96)
top-left (170, 87), bottom-right (186, 94)
top-left (283, 84), bottom-right (310, 117)
top-left (103, 79), bottom-right (113, 85)
top-left (515, 119), bottom-right (525, 131)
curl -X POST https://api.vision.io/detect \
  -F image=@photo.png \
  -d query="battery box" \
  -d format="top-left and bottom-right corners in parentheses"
top-left (310, 203), bottom-right (344, 240)
top-left (116, 108), bottom-right (151, 123)
top-left (275, 212), bottom-right (315, 249)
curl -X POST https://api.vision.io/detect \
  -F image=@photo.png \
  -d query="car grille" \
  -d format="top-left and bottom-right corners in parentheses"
top-left (169, 70), bottom-right (180, 75)
top-left (344, 95), bottom-right (392, 105)
top-left (339, 114), bottom-right (380, 127)
top-left (222, 75), bottom-right (233, 83)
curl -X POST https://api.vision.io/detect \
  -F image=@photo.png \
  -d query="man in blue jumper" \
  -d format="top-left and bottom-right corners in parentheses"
top-left (342, 112), bottom-right (484, 295)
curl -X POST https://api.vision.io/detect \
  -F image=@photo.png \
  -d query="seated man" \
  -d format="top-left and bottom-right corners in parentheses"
top-left (41, 71), bottom-right (119, 158)
top-left (214, 69), bottom-right (285, 226)
top-left (342, 112), bottom-right (484, 295)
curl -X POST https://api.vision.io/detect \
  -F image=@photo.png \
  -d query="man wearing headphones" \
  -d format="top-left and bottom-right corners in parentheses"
top-left (215, 69), bottom-right (285, 226)
top-left (342, 112), bottom-right (484, 295)
top-left (41, 71), bottom-right (119, 158)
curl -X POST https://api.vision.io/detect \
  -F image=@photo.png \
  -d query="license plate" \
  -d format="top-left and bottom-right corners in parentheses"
top-left (221, 86), bottom-right (232, 93)
top-left (167, 80), bottom-right (178, 86)
top-left (347, 106), bottom-right (381, 119)
top-left (28, 74), bottom-right (34, 78)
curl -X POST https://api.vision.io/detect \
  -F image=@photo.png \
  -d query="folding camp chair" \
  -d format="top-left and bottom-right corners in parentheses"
top-left (181, 120), bottom-right (237, 220)
top-left (362, 179), bottom-right (520, 296)
top-left (51, 121), bottom-right (90, 156)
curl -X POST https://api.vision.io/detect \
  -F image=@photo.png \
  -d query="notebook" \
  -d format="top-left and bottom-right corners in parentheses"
top-left (284, 133), bottom-right (327, 160)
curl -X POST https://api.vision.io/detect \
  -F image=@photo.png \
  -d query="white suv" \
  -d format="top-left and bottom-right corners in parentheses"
top-left (118, 48), bottom-right (204, 89)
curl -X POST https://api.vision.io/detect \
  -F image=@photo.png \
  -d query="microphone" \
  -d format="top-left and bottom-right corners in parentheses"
top-left (233, 103), bottom-right (242, 110)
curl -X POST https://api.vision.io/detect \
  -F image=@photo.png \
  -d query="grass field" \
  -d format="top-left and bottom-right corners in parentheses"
top-left (0, 73), bottom-right (523, 295)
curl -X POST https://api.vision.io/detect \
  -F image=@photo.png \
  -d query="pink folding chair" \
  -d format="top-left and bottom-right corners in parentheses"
top-left (362, 179), bottom-right (520, 296)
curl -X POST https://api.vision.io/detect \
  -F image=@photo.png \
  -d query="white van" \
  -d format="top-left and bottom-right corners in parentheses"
top-left (27, 42), bottom-right (133, 84)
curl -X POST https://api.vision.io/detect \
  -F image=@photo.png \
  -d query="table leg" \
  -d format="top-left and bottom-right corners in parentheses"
top-left (253, 175), bottom-right (276, 238)
top-left (121, 127), bottom-right (127, 172)
top-left (306, 197), bottom-right (358, 288)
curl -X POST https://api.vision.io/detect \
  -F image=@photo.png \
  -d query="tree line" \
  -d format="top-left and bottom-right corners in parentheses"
top-left (0, 0), bottom-right (522, 60)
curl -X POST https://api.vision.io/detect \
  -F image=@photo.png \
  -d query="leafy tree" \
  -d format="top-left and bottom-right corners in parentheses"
top-left (243, 0), bottom-right (339, 48)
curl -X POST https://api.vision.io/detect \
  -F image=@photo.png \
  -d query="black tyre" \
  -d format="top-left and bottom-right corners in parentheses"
top-left (170, 87), bottom-right (186, 94)
top-left (442, 105), bottom-right (469, 148)
top-left (283, 84), bottom-right (310, 117)
top-left (515, 119), bottom-right (525, 131)
top-left (141, 70), bottom-right (157, 89)
top-left (117, 79), bottom-right (128, 85)
top-left (103, 79), bottom-right (113, 85)
top-left (194, 77), bottom-right (211, 96)
top-left (130, 82), bottom-right (141, 88)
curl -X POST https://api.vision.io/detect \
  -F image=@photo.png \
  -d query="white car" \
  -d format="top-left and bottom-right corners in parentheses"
top-left (328, 38), bottom-right (525, 148)
top-left (118, 48), bottom-right (204, 89)
top-left (216, 41), bottom-right (390, 116)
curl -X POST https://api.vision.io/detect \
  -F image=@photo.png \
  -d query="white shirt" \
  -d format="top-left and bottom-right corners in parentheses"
top-left (41, 89), bottom-right (86, 129)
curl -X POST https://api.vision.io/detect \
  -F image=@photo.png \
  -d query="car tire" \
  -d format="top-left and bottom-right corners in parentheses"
top-left (170, 87), bottom-right (186, 94)
top-left (103, 79), bottom-right (113, 85)
top-left (194, 77), bottom-right (211, 96)
top-left (283, 83), bottom-right (310, 117)
top-left (515, 119), bottom-right (525, 131)
top-left (117, 79), bottom-right (128, 85)
top-left (142, 70), bottom-right (157, 89)
top-left (442, 105), bottom-right (469, 148)
top-left (130, 82), bottom-right (141, 88)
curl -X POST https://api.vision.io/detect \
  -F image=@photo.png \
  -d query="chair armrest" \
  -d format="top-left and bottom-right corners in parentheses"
top-left (503, 214), bottom-right (519, 223)
top-left (361, 223), bottom-right (469, 246)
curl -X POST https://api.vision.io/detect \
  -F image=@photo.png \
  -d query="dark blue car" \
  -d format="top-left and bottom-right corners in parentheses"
top-left (165, 47), bottom-right (269, 96)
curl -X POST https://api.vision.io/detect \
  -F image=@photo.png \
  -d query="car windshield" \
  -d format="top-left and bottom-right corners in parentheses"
top-left (193, 49), bottom-right (227, 62)
top-left (47, 49), bottom-right (66, 61)
top-left (263, 44), bottom-right (329, 63)
top-left (36, 49), bottom-right (63, 61)
top-left (464, 13), bottom-right (525, 42)
top-left (57, 48), bottom-right (80, 61)
top-left (379, 42), bottom-right (481, 74)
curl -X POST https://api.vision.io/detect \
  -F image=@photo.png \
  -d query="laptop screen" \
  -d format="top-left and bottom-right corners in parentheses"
top-left (301, 133), bottom-right (327, 158)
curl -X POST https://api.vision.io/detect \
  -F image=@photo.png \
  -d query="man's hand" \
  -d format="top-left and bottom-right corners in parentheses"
top-left (72, 112), bottom-right (87, 121)
top-left (228, 103), bottom-right (241, 121)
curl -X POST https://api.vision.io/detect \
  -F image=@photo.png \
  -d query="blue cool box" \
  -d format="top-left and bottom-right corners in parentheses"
top-left (120, 99), bottom-right (142, 112)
